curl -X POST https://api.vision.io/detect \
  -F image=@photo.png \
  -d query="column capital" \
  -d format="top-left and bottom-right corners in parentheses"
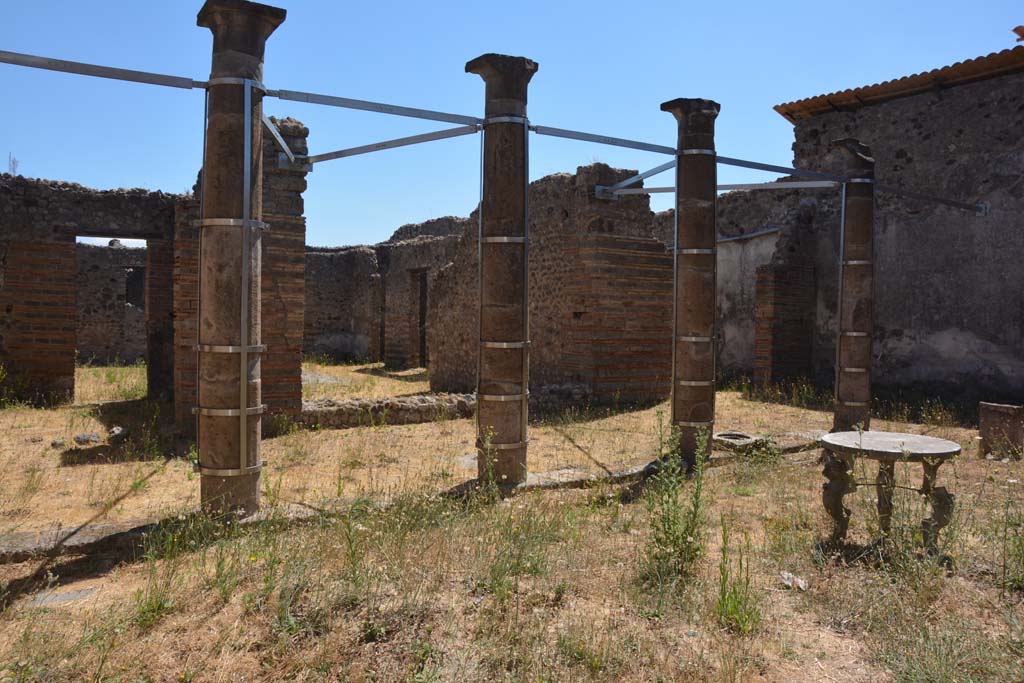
top-left (660, 98), bottom-right (721, 121)
top-left (832, 138), bottom-right (875, 178)
top-left (661, 98), bottom-right (720, 150)
top-left (465, 53), bottom-right (539, 117)
top-left (198, 0), bottom-right (286, 77)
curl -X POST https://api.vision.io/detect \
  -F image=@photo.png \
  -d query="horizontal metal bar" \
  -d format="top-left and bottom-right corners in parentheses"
top-left (484, 116), bottom-right (528, 125)
top-left (840, 367), bottom-right (869, 373)
top-left (477, 440), bottom-right (529, 451)
top-left (306, 125), bottom-right (479, 164)
top-left (531, 125), bottom-right (676, 156)
top-left (208, 77), bottom-right (266, 93)
top-left (192, 405), bottom-right (267, 417)
top-left (272, 88), bottom-right (481, 126)
top-left (842, 332), bottom-right (870, 338)
top-left (613, 187), bottom-right (674, 195)
top-left (681, 149), bottom-right (716, 156)
top-left (718, 180), bottom-right (839, 191)
top-left (675, 420), bottom-right (714, 427)
top-left (606, 160), bottom-right (678, 192)
top-left (481, 236), bottom-right (526, 244)
top-left (677, 380), bottom-right (714, 387)
top-left (0, 49), bottom-right (204, 89)
top-left (677, 336), bottom-right (713, 343)
top-left (848, 178), bottom-right (875, 184)
top-left (193, 218), bottom-right (268, 230)
top-left (843, 260), bottom-right (872, 266)
top-left (478, 393), bottom-right (529, 402)
top-left (481, 341), bottom-right (530, 349)
top-left (262, 115), bottom-right (294, 163)
top-left (194, 344), bottom-right (267, 354)
top-left (837, 401), bottom-right (869, 407)
top-left (613, 180), bottom-right (840, 196)
top-left (679, 248), bottom-right (715, 255)
top-left (716, 155), bottom-right (843, 181)
top-left (196, 463), bottom-right (264, 477)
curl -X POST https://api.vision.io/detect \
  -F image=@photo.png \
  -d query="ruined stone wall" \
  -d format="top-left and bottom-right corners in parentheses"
top-left (385, 215), bottom-right (473, 243)
top-left (75, 242), bottom-right (147, 364)
top-left (789, 71), bottom-right (1024, 401)
top-left (378, 235), bottom-right (460, 370)
top-left (428, 164), bottom-right (668, 401)
top-left (174, 117), bottom-right (310, 430)
top-left (0, 174), bottom-right (176, 404)
top-left (304, 246), bottom-right (381, 361)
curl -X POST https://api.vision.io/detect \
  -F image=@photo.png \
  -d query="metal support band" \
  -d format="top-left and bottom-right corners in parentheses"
top-left (679, 248), bottom-right (715, 255)
top-left (193, 218), bottom-right (268, 230)
top-left (838, 401), bottom-right (869, 407)
top-left (842, 332), bottom-right (869, 338)
top-left (677, 335), bottom-right (713, 343)
top-left (848, 177), bottom-right (875, 184)
top-left (478, 392), bottom-right (529, 402)
top-left (843, 260), bottom-right (871, 266)
top-left (841, 367), bottom-right (868, 373)
top-left (480, 236), bottom-right (526, 244)
top-left (192, 405), bottom-right (267, 417)
top-left (195, 462), bottom-right (264, 477)
top-left (481, 341), bottom-right (530, 349)
top-left (207, 76), bottom-right (267, 94)
top-left (477, 439), bottom-right (529, 451)
top-left (681, 149), bottom-right (716, 156)
top-left (676, 420), bottom-right (714, 428)
top-left (677, 380), bottom-right (714, 387)
top-left (483, 116), bottom-right (529, 126)
top-left (194, 344), bottom-right (267, 353)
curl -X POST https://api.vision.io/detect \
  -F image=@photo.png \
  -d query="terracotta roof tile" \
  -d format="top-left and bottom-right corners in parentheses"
top-left (774, 45), bottom-right (1024, 123)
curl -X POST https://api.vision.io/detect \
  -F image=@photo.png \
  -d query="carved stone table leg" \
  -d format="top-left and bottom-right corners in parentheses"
top-left (823, 450), bottom-right (856, 542)
top-left (876, 461), bottom-right (895, 535)
top-left (920, 459), bottom-right (955, 553)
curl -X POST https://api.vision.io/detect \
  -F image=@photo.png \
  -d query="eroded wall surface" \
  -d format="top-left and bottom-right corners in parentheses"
top-left (76, 242), bottom-right (147, 364)
top-left (790, 71), bottom-right (1024, 401)
top-left (304, 246), bottom-right (381, 361)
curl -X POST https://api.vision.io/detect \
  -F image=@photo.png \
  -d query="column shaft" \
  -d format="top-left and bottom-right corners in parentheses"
top-left (662, 98), bottom-right (720, 464)
top-left (196, 0), bottom-right (285, 515)
top-left (466, 53), bottom-right (538, 486)
top-left (833, 139), bottom-right (875, 432)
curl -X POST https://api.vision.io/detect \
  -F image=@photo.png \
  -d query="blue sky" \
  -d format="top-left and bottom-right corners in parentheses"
top-left (2, 1), bottom-right (1019, 247)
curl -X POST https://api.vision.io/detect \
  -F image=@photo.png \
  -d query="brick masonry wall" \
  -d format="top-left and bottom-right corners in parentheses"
top-left (304, 247), bottom-right (381, 361)
top-left (75, 243), bottom-right (147, 364)
top-left (563, 234), bottom-right (673, 403)
top-left (754, 262), bottom-right (815, 384)
top-left (0, 174), bottom-right (177, 403)
top-left (0, 240), bottom-right (77, 404)
top-left (173, 117), bottom-right (309, 430)
top-left (427, 164), bottom-right (666, 399)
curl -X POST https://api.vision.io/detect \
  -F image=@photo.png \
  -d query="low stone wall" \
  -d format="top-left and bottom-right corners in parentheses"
top-left (299, 392), bottom-right (475, 429)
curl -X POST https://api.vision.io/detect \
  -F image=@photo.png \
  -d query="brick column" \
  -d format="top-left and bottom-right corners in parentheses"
top-left (466, 53), bottom-right (538, 486)
top-left (832, 139), bottom-right (875, 432)
top-left (662, 98), bottom-right (720, 466)
top-left (261, 117), bottom-right (308, 428)
top-left (196, 0), bottom-right (286, 515)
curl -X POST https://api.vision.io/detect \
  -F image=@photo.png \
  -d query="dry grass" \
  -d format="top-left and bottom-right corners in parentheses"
top-left (301, 360), bottom-right (430, 401)
top-left (1, 365), bottom-right (1022, 682)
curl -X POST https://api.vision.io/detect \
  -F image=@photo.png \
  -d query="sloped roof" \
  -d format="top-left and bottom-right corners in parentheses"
top-left (774, 45), bottom-right (1024, 123)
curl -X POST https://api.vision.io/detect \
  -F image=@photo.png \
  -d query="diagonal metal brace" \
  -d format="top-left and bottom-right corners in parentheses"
top-left (305, 124), bottom-right (480, 165)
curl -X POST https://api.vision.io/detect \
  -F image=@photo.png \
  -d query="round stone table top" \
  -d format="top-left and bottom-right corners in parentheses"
top-left (819, 431), bottom-right (961, 462)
